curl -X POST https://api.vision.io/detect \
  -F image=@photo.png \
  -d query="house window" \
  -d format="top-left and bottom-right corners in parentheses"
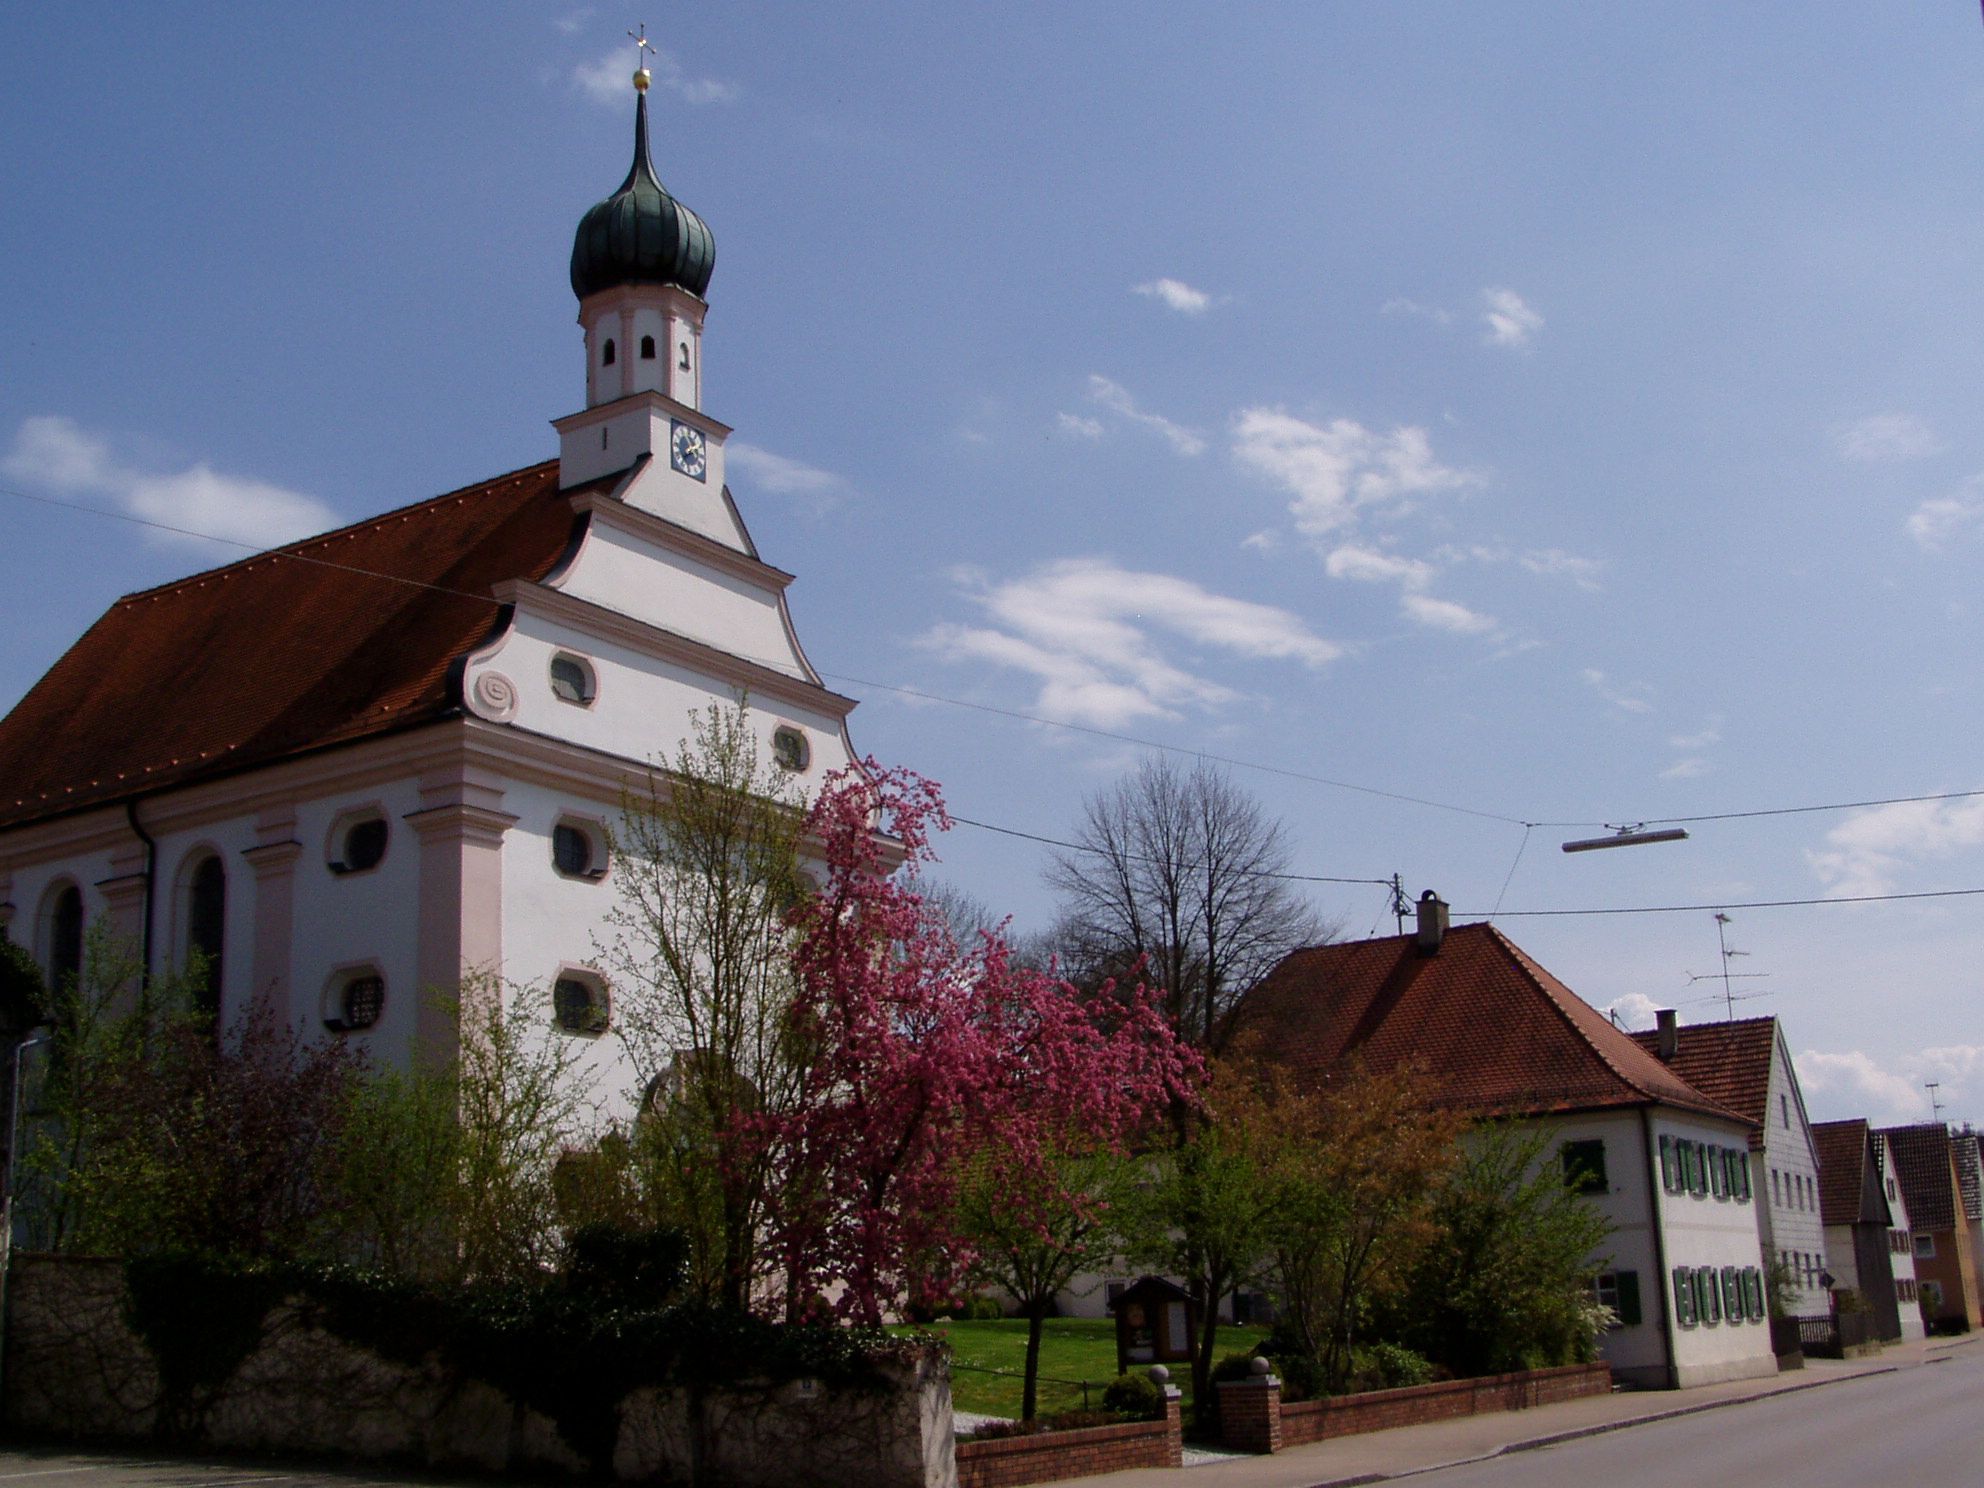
top-left (1105, 1281), bottom-right (1128, 1308)
top-left (40, 881), bottom-right (84, 996)
top-left (1891, 1231), bottom-right (1908, 1254)
top-left (771, 725), bottom-right (810, 773)
top-left (1729, 1149), bottom-right (1751, 1202)
top-left (1659, 1135), bottom-right (1680, 1192)
top-left (323, 968), bottom-right (385, 1033)
top-left (1743, 1267), bottom-right (1766, 1322)
top-left (331, 815), bottom-right (389, 875)
top-left (186, 854), bottom-right (226, 1024)
top-left (1672, 1267), bottom-right (1698, 1328)
top-left (554, 971), bottom-right (610, 1036)
top-left (1595, 1270), bottom-right (1641, 1327)
top-left (1721, 1266), bottom-right (1744, 1321)
top-left (1782, 1094), bottom-right (1790, 1127)
top-left (1561, 1139), bottom-right (1608, 1195)
top-left (551, 653), bottom-right (596, 706)
top-left (1772, 1169), bottom-right (1781, 1204)
top-left (553, 820), bottom-right (607, 880)
top-left (1695, 1267), bottom-right (1721, 1325)
top-left (1915, 1234), bottom-right (1937, 1260)
top-left (1922, 1279), bottom-right (1944, 1313)
top-left (1708, 1145), bottom-right (1725, 1199)
top-left (1898, 1278), bottom-right (1916, 1304)
top-left (640, 334), bottom-right (656, 359)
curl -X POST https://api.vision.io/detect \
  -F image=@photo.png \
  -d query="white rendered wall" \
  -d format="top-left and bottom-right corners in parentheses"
top-left (1757, 1034), bottom-right (1832, 1316)
top-left (1652, 1110), bottom-right (1777, 1388)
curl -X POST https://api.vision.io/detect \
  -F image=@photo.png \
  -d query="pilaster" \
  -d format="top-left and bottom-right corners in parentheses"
top-left (403, 766), bottom-right (516, 1063)
top-left (242, 805), bottom-right (304, 1022)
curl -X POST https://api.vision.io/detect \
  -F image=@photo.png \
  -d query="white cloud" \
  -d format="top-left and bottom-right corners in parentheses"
top-left (1134, 278), bottom-right (1213, 315)
top-left (923, 558), bottom-right (1341, 727)
top-left (1838, 413), bottom-right (1940, 463)
top-left (4, 415), bottom-right (335, 550)
top-left (1381, 297), bottom-right (1453, 326)
top-left (1795, 1045), bottom-right (1984, 1124)
top-left (1581, 668), bottom-right (1653, 713)
top-left (575, 48), bottom-right (736, 106)
top-left (724, 441), bottom-right (848, 515)
top-left (1481, 287), bottom-right (1543, 350)
top-left (1056, 413), bottom-right (1104, 439)
top-left (1518, 548), bottom-right (1603, 590)
top-left (1231, 408), bottom-right (1479, 540)
top-left (1906, 495), bottom-right (1981, 551)
top-left (1324, 544), bottom-right (1495, 633)
top-left (1670, 719), bottom-right (1723, 750)
top-left (1240, 529), bottom-right (1281, 553)
top-left (1807, 794), bottom-right (1984, 898)
top-left (1600, 993), bottom-right (1664, 1032)
top-left (554, 8), bottom-right (596, 33)
top-left (1660, 758), bottom-right (1712, 780)
top-left (1086, 376), bottom-right (1205, 456)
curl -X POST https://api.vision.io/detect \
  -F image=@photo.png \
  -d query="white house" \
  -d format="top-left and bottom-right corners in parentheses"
top-left (0, 68), bottom-right (854, 1100)
top-left (1222, 902), bottom-right (1777, 1389)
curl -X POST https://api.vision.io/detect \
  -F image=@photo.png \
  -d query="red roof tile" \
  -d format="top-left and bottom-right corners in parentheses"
top-left (1626, 1017), bottom-right (1778, 1149)
top-left (1811, 1118), bottom-right (1880, 1227)
top-left (1879, 1124), bottom-right (1958, 1233)
top-left (1230, 922), bottom-right (1749, 1124)
top-left (0, 461), bottom-right (592, 829)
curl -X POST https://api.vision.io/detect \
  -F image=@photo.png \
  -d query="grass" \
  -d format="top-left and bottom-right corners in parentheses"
top-left (892, 1316), bottom-right (1271, 1420)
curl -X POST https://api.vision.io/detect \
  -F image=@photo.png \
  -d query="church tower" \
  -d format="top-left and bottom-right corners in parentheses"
top-left (553, 62), bottom-right (729, 517)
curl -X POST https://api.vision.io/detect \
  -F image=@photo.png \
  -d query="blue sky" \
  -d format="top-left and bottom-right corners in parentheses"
top-left (6, 2), bottom-right (1984, 1126)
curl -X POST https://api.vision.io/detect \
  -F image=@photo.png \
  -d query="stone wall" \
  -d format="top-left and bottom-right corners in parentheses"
top-left (2, 1254), bottom-right (955, 1488)
top-left (955, 1390), bottom-right (1181, 1488)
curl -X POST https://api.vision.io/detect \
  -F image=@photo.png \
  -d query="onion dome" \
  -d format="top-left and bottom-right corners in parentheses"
top-left (570, 84), bottom-right (715, 301)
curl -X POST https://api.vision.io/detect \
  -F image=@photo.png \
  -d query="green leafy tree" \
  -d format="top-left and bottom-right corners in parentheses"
top-left (600, 699), bottom-right (811, 1307)
top-left (1384, 1121), bottom-right (1615, 1377)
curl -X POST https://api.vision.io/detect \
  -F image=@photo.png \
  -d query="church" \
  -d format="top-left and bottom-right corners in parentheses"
top-left (0, 64), bottom-right (856, 1069)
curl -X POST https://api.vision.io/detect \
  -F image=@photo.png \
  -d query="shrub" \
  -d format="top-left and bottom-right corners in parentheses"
top-left (1349, 1342), bottom-right (1436, 1392)
top-left (962, 1418), bottom-right (1036, 1440)
top-left (962, 1294), bottom-right (1005, 1320)
top-left (1209, 1348), bottom-right (1265, 1386)
top-left (1043, 1408), bottom-right (1121, 1431)
top-left (1101, 1370), bottom-right (1163, 1419)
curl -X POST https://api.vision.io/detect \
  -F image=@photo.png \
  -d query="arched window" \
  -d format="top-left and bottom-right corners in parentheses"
top-left (678, 341), bottom-right (691, 371)
top-left (43, 882), bottom-right (83, 996)
top-left (187, 855), bottom-right (225, 1024)
top-left (602, 338), bottom-right (617, 367)
top-left (640, 334), bottom-right (656, 360)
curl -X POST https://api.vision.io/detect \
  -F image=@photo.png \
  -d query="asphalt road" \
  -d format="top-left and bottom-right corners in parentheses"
top-left (1415, 1344), bottom-right (1984, 1488)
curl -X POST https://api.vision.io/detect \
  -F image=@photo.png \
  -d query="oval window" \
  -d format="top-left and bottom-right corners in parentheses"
top-left (772, 726), bottom-right (809, 772)
top-left (551, 654), bottom-right (596, 706)
top-left (553, 823), bottom-right (595, 877)
top-left (554, 974), bottom-right (609, 1035)
top-left (339, 817), bottom-right (388, 873)
top-left (325, 971), bottom-right (385, 1033)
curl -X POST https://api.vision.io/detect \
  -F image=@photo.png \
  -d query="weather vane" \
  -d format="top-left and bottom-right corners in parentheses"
top-left (628, 24), bottom-right (657, 92)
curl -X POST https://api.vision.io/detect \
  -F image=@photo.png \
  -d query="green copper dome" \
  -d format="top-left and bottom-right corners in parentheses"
top-left (570, 91), bottom-right (715, 301)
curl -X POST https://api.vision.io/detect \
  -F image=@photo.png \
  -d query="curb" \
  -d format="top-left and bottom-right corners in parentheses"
top-left (1292, 1359), bottom-right (1914, 1488)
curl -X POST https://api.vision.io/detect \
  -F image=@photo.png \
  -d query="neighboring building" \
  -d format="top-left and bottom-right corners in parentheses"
top-left (1810, 1118), bottom-right (1904, 1341)
top-left (1625, 1015), bottom-right (1832, 1320)
top-left (1878, 1124), bottom-right (1983, 1332)
top-left (1228, 901), bottom-right (1776, 1390)
top-left (1870, 1128), bottom-right (1927, 1342)
top-left (1950, 1127), bottom-right (1984, 1297)
top-left (0, 76), bottom-right (856, 1099)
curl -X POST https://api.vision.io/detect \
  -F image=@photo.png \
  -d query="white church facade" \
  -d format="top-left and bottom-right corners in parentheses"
top-left (0, 69), bottom-right (853, 1080)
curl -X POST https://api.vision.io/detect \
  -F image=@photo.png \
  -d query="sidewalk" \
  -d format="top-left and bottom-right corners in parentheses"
top-left (1058, 1333), bottom-right (1978, 1488)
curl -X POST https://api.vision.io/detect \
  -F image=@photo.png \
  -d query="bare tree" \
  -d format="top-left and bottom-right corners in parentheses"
top-left (1046, 756), bottom-right (1332, 1050)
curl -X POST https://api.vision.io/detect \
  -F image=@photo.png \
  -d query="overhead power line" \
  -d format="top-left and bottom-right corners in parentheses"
top-left (946, 813), bottom-right (1397, 887)
top-left (1464, 885), bottom-right (1984, 917)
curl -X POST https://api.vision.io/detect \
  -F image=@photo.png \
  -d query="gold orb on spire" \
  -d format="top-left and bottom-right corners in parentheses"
top-left (633, 66), bottom-right (652, 92)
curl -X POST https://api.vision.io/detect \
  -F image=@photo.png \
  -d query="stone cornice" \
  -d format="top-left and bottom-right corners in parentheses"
top-left (403, 802), bottom-right (520, 850)
top-left (242, 840), bottom-right (305, 875)
top-left (551, 389), bottom-right (732, 442)
top-left (492, 580), bottom-right (857, 720)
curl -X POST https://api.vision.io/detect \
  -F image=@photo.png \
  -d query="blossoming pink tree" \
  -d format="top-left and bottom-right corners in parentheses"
top-left (763, 762), bottom-right (1199, 1327)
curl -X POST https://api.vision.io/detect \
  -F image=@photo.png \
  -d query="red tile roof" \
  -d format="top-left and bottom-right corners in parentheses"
top-left (1879, 1124), bottom-right (1958, 1233)
top-left (1811, 1118), bottom-right (1881, 1228)
top-left (0, 461), bottom-right (593, 829)
top-left (1626, 1017), bottom-right (1778, 1150)
top-left (1229, 922), bottom-right (1748, 1124)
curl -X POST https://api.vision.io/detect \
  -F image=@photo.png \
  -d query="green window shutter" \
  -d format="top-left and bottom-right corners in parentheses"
top-left (1673, 1266), bottom-right (1697, 1327)
top-left (1689, 1142), bottom-right (1705, 1194)
top-left (1709, 1146), bottom-right (1725, 1198)
top-left (1723, 1266), bottom-right (1743, 1318)
top-left (1660, 1135), bottom-right (1678, 1191)
top-left (1616, 1270), bottom-right (1642, 1326)
top-left (1745, 1268), bottom-right (1764, 1321)
top-left (1699, 1267), bottom-right (1721, 1324)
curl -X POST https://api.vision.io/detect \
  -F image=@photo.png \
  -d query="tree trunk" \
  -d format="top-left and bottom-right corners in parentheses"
top-left (1023, 1302), bottom-right (1047, 1422)
top-left (1192, 1282), bottom-right (1221, 1421)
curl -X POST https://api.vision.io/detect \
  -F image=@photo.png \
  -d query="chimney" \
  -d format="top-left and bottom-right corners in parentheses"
top-left (1414, 891), bottom-right (1449, 955)
top-left (1655, 1008), bottom-right (1678, 1060)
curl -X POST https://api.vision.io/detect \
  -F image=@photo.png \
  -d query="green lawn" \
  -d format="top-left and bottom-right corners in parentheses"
top-left (894, 1316), bottom-right (1271, 1420)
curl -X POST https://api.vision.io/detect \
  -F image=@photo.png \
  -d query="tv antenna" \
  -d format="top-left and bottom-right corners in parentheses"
top-left (1684, 912), bottom-right (1772, 1021)
top-left (1927, 1081), bottom-right (1946, 1123)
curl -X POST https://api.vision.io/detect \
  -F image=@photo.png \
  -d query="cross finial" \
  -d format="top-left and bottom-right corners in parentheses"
top-left (628, 24), bottom-right (658, 92)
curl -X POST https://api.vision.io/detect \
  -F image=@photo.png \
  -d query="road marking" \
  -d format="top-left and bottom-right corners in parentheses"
top-left (0, 1471), bottom-right (115, 1481)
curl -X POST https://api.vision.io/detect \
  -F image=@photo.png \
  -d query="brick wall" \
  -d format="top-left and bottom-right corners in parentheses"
top-left (956, 1390), bottom-right (1180, 1488)
top-left (1214, 1377), bottom-right (1281, 1454)
top-left (1260, 1362), bottom-right (1611, 1451)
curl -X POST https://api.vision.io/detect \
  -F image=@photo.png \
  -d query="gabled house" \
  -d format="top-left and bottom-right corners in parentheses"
top-left (1625, 1015), bottom-right (1831, 1319)
top-left (1810, 1118), bottom-right (1905, 1342)
top-left (1868, 1129), bottom-right (1927, 1341)
top-left (1230, 901), bottom-right (1775, 1389)
top-left (0, 76), bottom-right (856, 1097)
top-left (1881, 1124), bottom-right (1984, 1332)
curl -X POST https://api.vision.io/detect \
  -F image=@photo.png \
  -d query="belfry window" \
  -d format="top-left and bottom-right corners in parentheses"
top-left (678, 341), bottom-right (691, 370)
top-left (640, 335), bottom-right (656, 360)
top-left (602, 338), bottom-right (616, 367)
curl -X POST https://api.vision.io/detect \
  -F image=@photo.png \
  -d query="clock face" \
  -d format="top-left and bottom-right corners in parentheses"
top-left (670, 420), bottom-right (708, 482)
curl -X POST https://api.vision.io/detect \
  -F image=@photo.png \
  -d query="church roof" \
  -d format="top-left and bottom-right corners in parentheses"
top-left (0, 460), bottom-right (599, 830)
top-left (1626, 1016), bottom-right (1780, 1150)
top-left (570, 89), bottom-right (715, 301)
top-left (1230, 922), bottom-right (1748, 1124)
